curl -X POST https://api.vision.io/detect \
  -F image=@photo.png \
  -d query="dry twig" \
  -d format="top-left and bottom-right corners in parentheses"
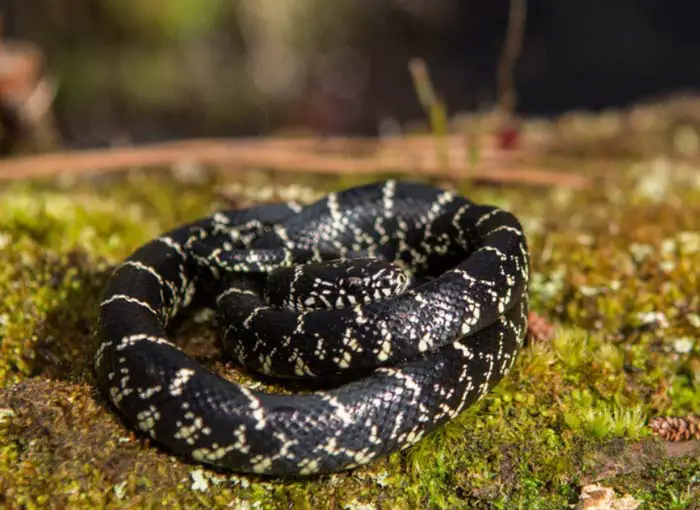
top-left (497, 0), bottom-right (527, 117)
top-left (0, 135), bottom-right (591, 188)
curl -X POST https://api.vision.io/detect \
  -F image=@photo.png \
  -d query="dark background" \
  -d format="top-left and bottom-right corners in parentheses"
top-left (1, 0), bottom-right (699, 146)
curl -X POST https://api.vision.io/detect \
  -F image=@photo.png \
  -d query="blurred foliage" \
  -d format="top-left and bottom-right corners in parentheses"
top-left (3, 0), bottom-right (380, 143)
top-left (103, 0), bottom-right (230, 41)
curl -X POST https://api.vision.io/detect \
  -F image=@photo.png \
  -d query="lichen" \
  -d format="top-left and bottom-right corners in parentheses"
top-left (0, 160), bottom-right (698, 508)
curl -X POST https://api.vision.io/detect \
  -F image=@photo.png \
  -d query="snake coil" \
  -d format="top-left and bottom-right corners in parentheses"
top-left (95, 180), bottom-right (530, 475)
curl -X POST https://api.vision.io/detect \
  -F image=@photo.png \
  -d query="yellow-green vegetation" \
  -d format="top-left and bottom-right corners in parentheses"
top-left (0, 161), bottom-right (698, 509)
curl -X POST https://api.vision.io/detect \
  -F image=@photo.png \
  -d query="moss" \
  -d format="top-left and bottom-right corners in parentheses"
top-left (0, 160), bottom-right (698, 508)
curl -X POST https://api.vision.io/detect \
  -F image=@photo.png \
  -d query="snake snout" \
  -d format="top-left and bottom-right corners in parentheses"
top-left (265, 258), bottom-right (409, 311)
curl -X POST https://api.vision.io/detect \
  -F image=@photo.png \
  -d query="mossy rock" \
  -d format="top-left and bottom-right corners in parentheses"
top-left (0, 164), bottom-right (698, 509)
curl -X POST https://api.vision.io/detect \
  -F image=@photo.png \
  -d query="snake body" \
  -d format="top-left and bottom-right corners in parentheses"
top-left (95, 180), bottom-right (530, 475)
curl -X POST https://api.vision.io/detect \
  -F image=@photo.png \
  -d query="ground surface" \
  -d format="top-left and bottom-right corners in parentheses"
top-left (0, 150), bottom-right (698, 508)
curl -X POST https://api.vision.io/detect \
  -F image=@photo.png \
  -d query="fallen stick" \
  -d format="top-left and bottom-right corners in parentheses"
top-left (0, 136), bottom-right (590, 189)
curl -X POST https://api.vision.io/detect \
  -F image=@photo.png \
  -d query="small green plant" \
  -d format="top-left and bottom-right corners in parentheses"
top-left (562, 389), bottom-right (647, 439)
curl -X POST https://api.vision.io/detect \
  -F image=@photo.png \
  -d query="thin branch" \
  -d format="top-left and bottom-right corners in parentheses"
top-left (497, 0), bottom-right (527, 116)
top-left (0, 136), bottom-right (591, 189)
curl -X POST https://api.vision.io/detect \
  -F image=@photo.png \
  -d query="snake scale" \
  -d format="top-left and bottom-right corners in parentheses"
top-left (95, 179), bottom-right (530, 476)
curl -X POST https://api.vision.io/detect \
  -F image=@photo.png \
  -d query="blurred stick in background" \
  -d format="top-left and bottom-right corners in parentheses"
top-left (408, 58), bottom-right (450, 169)
top-left (495, 0), bottom-right (527, 150)
top-left (497, 0), bottom-right (527, 118)
top-left (0, 134), bottom-right (590, 189)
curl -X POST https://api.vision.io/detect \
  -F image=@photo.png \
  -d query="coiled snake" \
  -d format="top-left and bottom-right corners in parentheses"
top-left (95, 180), bottom-right (530, 475)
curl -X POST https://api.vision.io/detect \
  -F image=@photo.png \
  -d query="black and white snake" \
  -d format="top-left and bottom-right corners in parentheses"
top-left (95, 179), bottom-right (530, 475)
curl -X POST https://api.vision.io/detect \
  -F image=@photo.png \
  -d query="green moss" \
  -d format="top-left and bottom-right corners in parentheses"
top-left (0, 161), bottom-right (698, 508)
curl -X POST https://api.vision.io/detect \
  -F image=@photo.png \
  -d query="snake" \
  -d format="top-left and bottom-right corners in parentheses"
top-left (94, 179), bottom-right (530, 476)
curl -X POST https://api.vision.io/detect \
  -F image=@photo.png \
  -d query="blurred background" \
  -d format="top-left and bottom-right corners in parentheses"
top-left (0, 0), bottom-right (698, 151)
